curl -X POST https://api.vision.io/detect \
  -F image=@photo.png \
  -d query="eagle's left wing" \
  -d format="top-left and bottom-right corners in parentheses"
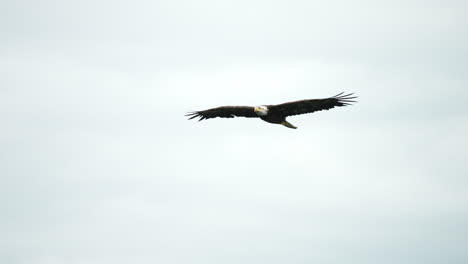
top-left (272, 92), bottom-right (357, 117)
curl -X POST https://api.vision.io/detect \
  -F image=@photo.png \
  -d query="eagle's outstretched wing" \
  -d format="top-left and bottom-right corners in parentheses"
top-left (186, 106), bottom-right (258, 121)
top-left (271, 92), bottom-right (357, 117)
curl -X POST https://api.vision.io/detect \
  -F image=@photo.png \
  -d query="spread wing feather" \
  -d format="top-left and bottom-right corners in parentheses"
top-left (272, 92), bottom-right (357, 117)
top-left (186, 106), bottom-right (258, 121)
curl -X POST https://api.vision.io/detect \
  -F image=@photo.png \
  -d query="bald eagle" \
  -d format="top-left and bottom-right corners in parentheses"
top-left (186, 92), bottom-right (356, 129)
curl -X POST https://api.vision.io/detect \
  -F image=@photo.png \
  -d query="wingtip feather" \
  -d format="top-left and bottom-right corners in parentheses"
top-left (334, 92), bottom-right (358, 104)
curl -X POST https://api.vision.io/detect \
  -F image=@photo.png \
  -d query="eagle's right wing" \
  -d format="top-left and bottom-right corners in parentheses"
top-left (186, 106), bottom-right (258, 121)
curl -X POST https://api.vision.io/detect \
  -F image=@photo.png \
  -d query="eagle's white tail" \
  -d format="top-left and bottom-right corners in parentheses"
top-left (281, 121), bottom-right (297, 129)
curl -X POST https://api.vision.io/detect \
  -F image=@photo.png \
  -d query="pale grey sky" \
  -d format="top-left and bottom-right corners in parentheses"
top-left (1, 1), bottom-right (468, 263)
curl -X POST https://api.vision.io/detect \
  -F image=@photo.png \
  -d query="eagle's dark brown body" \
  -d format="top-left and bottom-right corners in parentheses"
top-left (186, 92), bottom-right (356, 129)
top-left (259, 107), bottom-right (286, 124)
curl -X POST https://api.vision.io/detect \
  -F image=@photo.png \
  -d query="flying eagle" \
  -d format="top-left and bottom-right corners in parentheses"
top-left (186, 92), bottom-right (357, 129)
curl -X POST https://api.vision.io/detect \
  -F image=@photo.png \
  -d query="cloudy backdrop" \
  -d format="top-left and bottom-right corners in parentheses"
top-left (2, 0), bottom-right (468, 263)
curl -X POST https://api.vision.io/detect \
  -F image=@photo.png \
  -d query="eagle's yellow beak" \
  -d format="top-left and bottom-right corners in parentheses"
top-left (254, 106), bottom-right (259, 113)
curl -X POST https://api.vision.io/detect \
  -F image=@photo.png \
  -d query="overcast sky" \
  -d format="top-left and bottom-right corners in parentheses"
top-left (1, 0), bottom-right (468, 263)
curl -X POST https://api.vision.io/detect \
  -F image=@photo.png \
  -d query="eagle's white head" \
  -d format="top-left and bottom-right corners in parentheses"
top-left (254, 105), bottom-right (269, 116)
